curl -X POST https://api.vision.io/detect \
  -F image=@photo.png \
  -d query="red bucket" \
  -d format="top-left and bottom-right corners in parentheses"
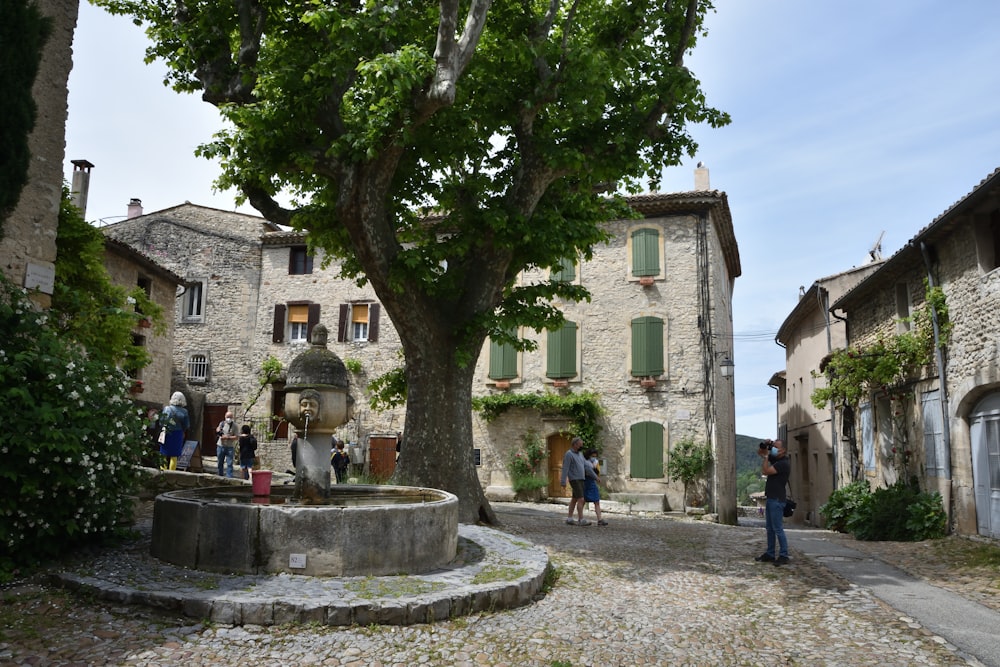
top-left (251, 470), bottom-right (272, 496)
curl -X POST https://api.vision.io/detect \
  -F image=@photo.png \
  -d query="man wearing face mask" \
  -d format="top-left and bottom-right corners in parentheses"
top-left (216, 411), bottom-right (239, 478)
top-left (754, 439), bottom-right (791, 566)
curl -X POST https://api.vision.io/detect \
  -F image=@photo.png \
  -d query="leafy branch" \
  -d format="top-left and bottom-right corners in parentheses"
top-left (472, 390), bottom-right (603, 451)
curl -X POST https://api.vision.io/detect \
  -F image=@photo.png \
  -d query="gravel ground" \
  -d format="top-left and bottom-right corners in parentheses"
top-left (1, 501), bottom-right (997, 667)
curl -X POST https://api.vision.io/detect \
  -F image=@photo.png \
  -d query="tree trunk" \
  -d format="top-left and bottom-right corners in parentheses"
top-left (391, 343), bottom-right (496, 525)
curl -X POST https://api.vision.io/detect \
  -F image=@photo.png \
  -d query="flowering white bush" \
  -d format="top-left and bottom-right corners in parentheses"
top-left (0, 278), bottom-right (144, 579)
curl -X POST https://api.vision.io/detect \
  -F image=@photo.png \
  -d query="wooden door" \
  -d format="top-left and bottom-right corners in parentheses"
top-left (369, 435), bottom-right (398, 481)
top-left (548, 433), bottom-right (572, 498)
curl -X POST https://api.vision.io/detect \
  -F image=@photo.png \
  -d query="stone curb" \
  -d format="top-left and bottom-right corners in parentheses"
top-left (48, 524), bottom-right (549, 627)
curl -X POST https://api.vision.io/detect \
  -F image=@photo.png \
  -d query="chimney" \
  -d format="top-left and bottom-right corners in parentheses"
top-left (694, 161), bottom-right (710, 191)
top-left (70, 159), bottom-right (95, 217)
top-left (127, 198), bottom-right (143, 219)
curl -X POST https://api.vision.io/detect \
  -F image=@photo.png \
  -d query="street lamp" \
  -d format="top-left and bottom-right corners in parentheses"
top-left (719, 356), bottom-right (735, 378)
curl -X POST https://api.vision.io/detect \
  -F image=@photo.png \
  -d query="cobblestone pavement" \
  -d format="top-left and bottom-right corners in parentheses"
top-left (2, 501), bottom-right (998, 667)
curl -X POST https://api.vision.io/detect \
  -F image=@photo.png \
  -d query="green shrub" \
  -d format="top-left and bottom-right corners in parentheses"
top-left (819, 480), bottom-right (871, 532)
top-left (825, 478), bottom-right (947, 542)
top-left (508, 430), bottom-right (548, 496)
top-left (0, 278), bottom-right (145, 581)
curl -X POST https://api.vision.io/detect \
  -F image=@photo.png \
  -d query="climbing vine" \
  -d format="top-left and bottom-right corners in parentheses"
top-left (811, 281), bottom-right (951, 410)
top-left (472, 390), bottom-right (604, 450)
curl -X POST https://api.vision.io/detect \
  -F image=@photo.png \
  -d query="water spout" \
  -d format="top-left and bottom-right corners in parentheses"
top-left (303, 415), bottom-right (310, 441)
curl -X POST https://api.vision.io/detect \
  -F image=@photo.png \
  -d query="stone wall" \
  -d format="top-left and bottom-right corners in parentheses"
top-left (1, 0), bottom-right (78, 308)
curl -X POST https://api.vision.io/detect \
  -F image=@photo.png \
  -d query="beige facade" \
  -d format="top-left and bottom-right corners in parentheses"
top-left (102, 238), bottom-right (183, 408)
top-left (831, 167), bottom-right (1000, 538)
top-left (773, 264), bottom-right (882, 526)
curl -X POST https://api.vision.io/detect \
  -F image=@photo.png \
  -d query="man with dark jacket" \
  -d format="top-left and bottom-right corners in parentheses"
top-left (754, 439), bottom-right (791, 566)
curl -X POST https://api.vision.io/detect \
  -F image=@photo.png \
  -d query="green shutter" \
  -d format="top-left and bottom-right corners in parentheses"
top-left (631, 316), bottom-right (664, 376)
top-left (546, 321), bottom-right (577, 379)
top-left (489, 329), bottom-right (518, 380)
top-left (630, 421), bottom-right (664, 478)
top-left (632, 228), bottom-right (660, 277)
top-left (551, 256), bottom-right (576, 283)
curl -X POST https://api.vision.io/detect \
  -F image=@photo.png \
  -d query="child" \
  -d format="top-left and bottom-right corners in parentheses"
top-left (238, 424), bottom-right (258, 480)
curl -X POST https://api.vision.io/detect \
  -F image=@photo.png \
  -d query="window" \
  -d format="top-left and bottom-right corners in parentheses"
top-left (289, 246), bottom-right (314, 275)
top-left (546, 321), bottom-right (578, 380)
top-left (860, 402), bottom-right (874, 471)
top-left (337, 302), bottom-right (381, 343)
top-left (630, 227), bottom-right (661, 278)
top-left (631, 316), bottom-right (664, 377)
top-left (895, 282), bottom-right (911, 332)
top-left (272, 303), bottom-right (320, 343)
top-left (550, 256), bottom-right (577, 283)
top-left (288, 304), bottom-right (310, 342)
top-left (630, 421), bottom-right (664, 479)
top-left (974, 208), bottom-right (1000, 273)
top-left (922, 390), bottom-right (947, 477)
top-left (187, 353), bottom-right (209, 383)
top-left (182, 281), bottom-right (205, 322)
top-left (488, 327), bottom-right (519, 381)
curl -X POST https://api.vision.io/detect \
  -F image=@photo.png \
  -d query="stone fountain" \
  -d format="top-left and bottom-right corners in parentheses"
top-left (150, 324), bottom-right (458, 577)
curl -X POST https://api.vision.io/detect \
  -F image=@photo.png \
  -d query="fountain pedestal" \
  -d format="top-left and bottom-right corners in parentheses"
top-left (282, 324), bottom-right (353, 502)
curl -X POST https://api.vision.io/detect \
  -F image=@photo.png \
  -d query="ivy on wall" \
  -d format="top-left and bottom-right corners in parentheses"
top-left (811, 281), bottom-right (951, 410)
top-left (0, 0), bottom-right (52, 225)
top-left (472, 390), bottom-right (604, 451)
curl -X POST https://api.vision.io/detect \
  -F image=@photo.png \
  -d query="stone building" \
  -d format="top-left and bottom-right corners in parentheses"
top-left (473, 175), bottom-right (740, 522)
top-left (830, 166), bottom-right (1000, 538)
top-left (771, 263), bottom-right (882, 526)
top-left (102, 236), bottom-right (183, 408)
top-left (102, 167), bottom-right (740, 520)
top-left (101, 202), bottom-right (282, 447)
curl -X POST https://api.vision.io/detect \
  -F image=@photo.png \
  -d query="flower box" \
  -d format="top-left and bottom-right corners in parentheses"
top-left (639, 276), bottom-right (655, 286)
top-left (129, 381), bottom-right (144, 394)
top-left (552, 379), bottom-right (569, 388)
top-left (138, 317), bottom-right (152, 328)
top-left (494, 380), bottom-right (511, 390)
top-left (639, 377), bottom-right (657, 389)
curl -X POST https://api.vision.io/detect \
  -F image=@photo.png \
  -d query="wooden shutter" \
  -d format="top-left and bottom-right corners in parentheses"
top-left (306, 303), bottom-right (321, 340)
top-left (546, 321), bottom-right (577, 379)
top-left (551, 256), bottom-right (576, 283)
top-left (272, 304), bottom-right (286, 343)
top-left (337, 303), bottom-right (349, 342)
top-left (630, 421), bottom-right (664, 479)
top-left (369, 304), bottom-right (380, 342)
top-left (631, 316), bottom-right (664, 376)
top-left (489, 328), bottom-right (518, 380)
top-left (632, 228), bottom-right (660, 277)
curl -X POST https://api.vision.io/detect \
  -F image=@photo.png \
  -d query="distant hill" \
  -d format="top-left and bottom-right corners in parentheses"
top-left (736, 434), bottom-right (767, 476)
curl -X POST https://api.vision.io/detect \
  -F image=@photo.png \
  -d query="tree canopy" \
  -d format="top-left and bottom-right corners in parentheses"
top-left (94, 0), bottom-right (728, 522)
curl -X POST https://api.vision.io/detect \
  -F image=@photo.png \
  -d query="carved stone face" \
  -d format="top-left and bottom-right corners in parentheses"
top-left (298, 390), bottom-right (321, 423)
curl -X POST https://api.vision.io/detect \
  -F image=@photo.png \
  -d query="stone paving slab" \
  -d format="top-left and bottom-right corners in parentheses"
top-left (48, 523), bottom-right (549, 627)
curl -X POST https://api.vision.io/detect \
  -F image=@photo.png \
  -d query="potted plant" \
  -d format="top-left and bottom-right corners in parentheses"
top-left (508, 430), bottom-right (548, 502)
top-left (665, 437), bottom-right (712, 513)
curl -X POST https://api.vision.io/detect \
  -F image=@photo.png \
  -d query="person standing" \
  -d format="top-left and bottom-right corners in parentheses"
top-left (216, 411), bottom-right (239, 478)
top-left (755, 439), bottom-right (791, 566)
top-left (159, 392), bottom-right (190, 471)
top-left (560, 437), bottom-right (590, 526)
top-left (331, 439), bottom-right (349, 484)
top-left (584, 449), bottom-right (608, 526)
top-left (238, 424), bottom-right (258, 480)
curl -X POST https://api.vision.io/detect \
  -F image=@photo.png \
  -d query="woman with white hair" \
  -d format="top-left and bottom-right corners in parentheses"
top-left (159, 391), bottom-right (190, 470)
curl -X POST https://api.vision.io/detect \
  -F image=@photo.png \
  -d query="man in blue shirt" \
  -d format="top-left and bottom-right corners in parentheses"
top-left (559, 437), bottom-right (590, 526)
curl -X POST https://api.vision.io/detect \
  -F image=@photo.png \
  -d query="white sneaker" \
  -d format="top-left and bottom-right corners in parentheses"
top-left (577, 519), bottom-right (592, 526)
top-left (565, 518), bottom-right (577, 525)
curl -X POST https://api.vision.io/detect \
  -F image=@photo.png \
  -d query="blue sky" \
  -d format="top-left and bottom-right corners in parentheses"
top-left (65, 1), bottom-right (1000, 439)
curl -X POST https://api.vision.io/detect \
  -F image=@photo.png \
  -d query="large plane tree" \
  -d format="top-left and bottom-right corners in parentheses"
top-left (95, 0), bottom-right (728, 523)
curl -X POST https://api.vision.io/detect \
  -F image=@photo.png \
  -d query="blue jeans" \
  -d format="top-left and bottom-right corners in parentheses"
top-left (217, 446), bottom-right (235, 477)
top-left (765, 498), bottom-right (788, 558)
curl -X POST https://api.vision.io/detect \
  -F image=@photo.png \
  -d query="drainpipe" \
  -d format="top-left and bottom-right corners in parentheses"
top-left (817, 286), bottom-right (837, 491)
top-left (917, 241), bottom-right (952, 481)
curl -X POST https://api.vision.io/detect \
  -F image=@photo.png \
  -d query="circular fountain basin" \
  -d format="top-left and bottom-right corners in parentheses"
top-left (150, 485), bottom-right (458, 577)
